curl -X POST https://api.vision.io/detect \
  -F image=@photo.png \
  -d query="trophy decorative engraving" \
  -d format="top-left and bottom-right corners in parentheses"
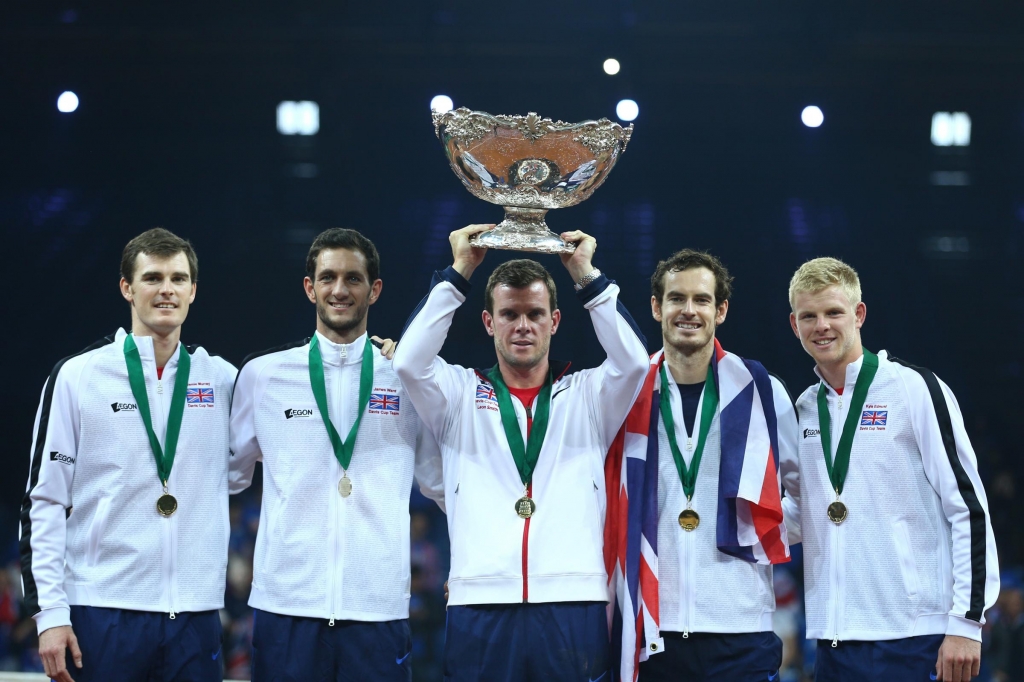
top-left (433, 107), bottom-right (633, 253)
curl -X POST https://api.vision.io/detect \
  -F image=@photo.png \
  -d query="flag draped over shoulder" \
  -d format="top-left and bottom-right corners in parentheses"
top-left (603, 340), bottom-right (790, 681)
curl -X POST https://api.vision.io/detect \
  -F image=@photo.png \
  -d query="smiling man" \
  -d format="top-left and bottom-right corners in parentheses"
top-left (393, 224), bottom-right (649, 682)
top-left (608, 249), bottom-right (796, 682)
top-left (784, 257), bottom-right (999, 682)
top-left (229, 227), bottom-right (443, 682)
top-left (20, 228), bottom-right (236, 682)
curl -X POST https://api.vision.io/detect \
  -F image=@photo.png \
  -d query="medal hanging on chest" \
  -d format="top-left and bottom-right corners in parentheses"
top-left (308, 335), bottom-right (374, 498)
top-left (487, 366), bottom-right (552, 520)
top-left (817, 349), bottom-right (879, 525)
top-left (123, 335), bottom-right (191, 517)
top-left (659, 362), bottom-right (718, 532)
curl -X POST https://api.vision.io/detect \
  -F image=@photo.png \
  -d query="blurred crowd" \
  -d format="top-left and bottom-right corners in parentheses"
top-left (2, 445), bottom-right (1023, 681)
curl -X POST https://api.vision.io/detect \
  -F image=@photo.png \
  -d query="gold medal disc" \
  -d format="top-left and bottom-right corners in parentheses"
top-left (678, 508), bottom-right (700, 531)
top-left (515, 496), bottom-right (536, 519)
top-left (338, 476), bottom-right (353, 498)
top-left (156, 493), bottom-right (178, 517)
top-left (827, 500), bottom-right (848, 525)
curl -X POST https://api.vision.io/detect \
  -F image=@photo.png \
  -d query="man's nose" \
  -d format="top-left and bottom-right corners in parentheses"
top-left (814, 316), bottom-right (830, 332)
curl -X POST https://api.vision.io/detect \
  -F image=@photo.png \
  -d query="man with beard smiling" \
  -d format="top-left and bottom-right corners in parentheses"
top-left (393, 224), bottom-right (649, 682)
top-left (21, 228), bottom-right (236, 682)
top-left (610, 249), bottom-right (797, 682)
top-left (229, 227), bottom-right (443, 681)
top-left (784, 257), bottom-right (999, 682)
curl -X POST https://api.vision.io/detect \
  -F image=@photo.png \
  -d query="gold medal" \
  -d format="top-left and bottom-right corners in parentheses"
top-left (515, 496), bottom-right (536, 519)
top-left (827, 500), bottom-right (848, 525)
top-left (156, 493), bottom-right (178, 517)
top-left (678, 508), bottom-right (700, 531)
top-left (338, 475), bottom-right (352, 498)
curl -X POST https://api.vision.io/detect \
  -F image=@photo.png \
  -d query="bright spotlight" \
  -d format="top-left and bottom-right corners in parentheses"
top-left (603, 59), bottom-right (621, 75)
top-left (277, 101), bottom-right (319, 135)
top-left (616, 99), bottom-right (638, 122)
top-left (57, 91), bottom-right (79, 113)
top-left (431, 95), bottom-right (454, 113)
top-left (931, 112), bottom-right (970, 146)
top-left (801, 106), bottom-right (824, 128)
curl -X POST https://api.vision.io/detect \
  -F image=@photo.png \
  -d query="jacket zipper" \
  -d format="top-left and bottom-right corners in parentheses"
top-left (828, 391), bottom-right (840, 647)
top-left (329, 345), bottom-right (350, 627)
top-left (682, 525), bottom-right (692, 638)
top-left (521, 403), bottom-right (534, 603)
top-left (155, 360), bottom-right (177, 619)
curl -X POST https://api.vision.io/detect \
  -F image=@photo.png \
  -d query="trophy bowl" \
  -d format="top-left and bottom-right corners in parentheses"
top-left (433, 107), bottom-right (633, 253)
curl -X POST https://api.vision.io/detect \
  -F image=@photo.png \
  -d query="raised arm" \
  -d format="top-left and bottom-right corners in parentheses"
top-left (559, 230), bottom-right (649, 449)
top-left (393, 224), bottom-right (491, 438)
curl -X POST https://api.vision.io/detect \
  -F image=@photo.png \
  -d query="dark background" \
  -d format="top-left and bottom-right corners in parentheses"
top-left (2, 1), bottom-right (1023, 679)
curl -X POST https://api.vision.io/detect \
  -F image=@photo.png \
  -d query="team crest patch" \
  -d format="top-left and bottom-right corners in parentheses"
top-left (860, 408), bottom-right (887, 429)
top-left (369, 389), bottom-right (400, 416)
top-left (186, 383), bottom-right (215, 408)
top-left (475, 383), bottom-right (498, 411)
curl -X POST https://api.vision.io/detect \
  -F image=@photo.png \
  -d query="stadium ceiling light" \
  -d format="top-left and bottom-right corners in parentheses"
top-left (277, 101), bottom-right (319, 136)
top-left (616, 99), bottom-right (638, 122)
top-left (430, 95), bottom-right (454, 113)
top-left (57, 91), bottom-right (79, 113)
top-left (801, 105), bottom-right (824, 128)
top-left (931, 112), bottom-right (971, 146)
top-left (603, 58), bottom-right (621, 75)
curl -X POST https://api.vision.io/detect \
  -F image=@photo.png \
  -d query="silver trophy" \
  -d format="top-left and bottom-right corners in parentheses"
top-left (432, 107), bottom-right (633, 253)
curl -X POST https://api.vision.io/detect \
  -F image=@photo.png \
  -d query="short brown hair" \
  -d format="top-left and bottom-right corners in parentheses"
top-left (484, 259), bottom-right (557, 313)
top-left (788, 257), bottom-right (861, 311)
top-left (120, 228), bottom-right (199, 283)
top-left (651, 249), bottom-right (733, 305)
top-left (306, 228), bottom-right (380, 282)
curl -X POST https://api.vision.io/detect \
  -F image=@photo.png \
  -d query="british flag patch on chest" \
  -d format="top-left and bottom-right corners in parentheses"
top-left (186, 383), bottom-right (215, 408)
top-left (861, 410), bottom-right (887, 426)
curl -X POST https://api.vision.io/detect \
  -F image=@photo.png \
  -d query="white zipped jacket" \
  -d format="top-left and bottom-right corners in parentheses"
top-left (392, 267), bottom-right (649, 607)
top-left (20, 329), bottom-right (237, 634)
top-left (782, 350), bottom-right (999, 643)
top-left (229, 332), bottom-right (444, 622)
top-left (656, 368), bottom-right (799, 635)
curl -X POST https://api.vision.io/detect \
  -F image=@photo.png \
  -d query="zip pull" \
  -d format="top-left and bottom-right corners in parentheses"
top-left (169, 611), bottom-right (176, 620)
top-left (682, 630), bottom-right (689, 639)
top-left (837, 395), bottom-right (842, 411)
top-left (340, 344), bottom-right (347, 359)
top-left (328, 616), bottom-right (335, 627)
top-left (831, 636), bottom-right (838, 648)
top-left (157, 378), bottom-right (164, 394)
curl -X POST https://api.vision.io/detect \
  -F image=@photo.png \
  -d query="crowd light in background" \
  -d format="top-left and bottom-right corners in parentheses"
top-left (57, 91), bottom-right (79, 113)
top-left (430, 95), bottom-right (454, 113)
top-left (276, 101), bottom-right (319, 135)
top-left (801, 105), bottom-right (824, 128)
top-left (603, 58), bottom-right (621, 75)
top-left (616, 99), bottom-right (639, 122)
top-left (931, 112), bottom-right (971, 146)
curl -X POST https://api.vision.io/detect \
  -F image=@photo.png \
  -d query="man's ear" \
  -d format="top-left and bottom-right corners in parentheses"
top-left (481, 310), bottom-right (495, 337)
top-left (369, 278), bottom-right (383, 305)
top-left (120, 277), bottom-right (134, 304)
top-left (651, 295), bottom-right (662, 322)
top-left (303, 276), bottom-right (317, 304)
top-left (550, 308), bottom-right (561, 335)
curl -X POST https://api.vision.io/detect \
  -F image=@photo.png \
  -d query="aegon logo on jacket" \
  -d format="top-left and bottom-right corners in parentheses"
top-left (803, 428), bottom-right (820, 439)
top-left (111, 402), bottom-right (138, 413)
top-left (284, 408), bottom-right (314, 419)
top-left (50, 451), bottom-right (76, 465)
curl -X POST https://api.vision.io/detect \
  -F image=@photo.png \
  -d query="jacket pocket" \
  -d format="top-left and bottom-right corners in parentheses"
top-left (86, 496), bottom-right (111, 567)
top-left (891, 519), bottom-right (919, 598)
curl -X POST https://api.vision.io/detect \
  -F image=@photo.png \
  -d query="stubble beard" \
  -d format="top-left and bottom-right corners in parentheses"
top-left (664, 318), bottom-right (715, 357)
top-left (496, 335), bottom-right (550, 371)
top-left (317, 297), bottom-right (369, 338)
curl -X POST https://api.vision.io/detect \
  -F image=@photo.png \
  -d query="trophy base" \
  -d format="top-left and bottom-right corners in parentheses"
top-left (470, 207), bottom-right (576, 254)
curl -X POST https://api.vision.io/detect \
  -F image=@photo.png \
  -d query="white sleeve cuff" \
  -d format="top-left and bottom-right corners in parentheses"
top-left (35, 605), bottom-right (72, 635)
top-left (945, 614), bottom-right (982, 641)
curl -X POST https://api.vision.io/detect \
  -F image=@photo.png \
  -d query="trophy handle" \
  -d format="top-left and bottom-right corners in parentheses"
top-left (469, 207), bottom-right (577, 254)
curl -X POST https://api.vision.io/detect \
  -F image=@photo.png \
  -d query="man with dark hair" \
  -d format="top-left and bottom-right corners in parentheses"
top-left (21, 227), bottom-right (236, 682)
top-left (230, 227), bottom-right (443, 682)
top-left (393, 224), bottom-right (649, 682)
top-left (607, 248), bottom-right (797, 681)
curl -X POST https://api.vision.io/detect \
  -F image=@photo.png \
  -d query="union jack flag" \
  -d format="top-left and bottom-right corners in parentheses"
top-left (369, 393), bottom-right (400, 412)
top-left (605, 340), bottom-right (789, 681)
top-left (185, 387), bottom-right (214, 404)
top-left (476, 384), bottom-right (496, 402)
top-left (861, 410), bottom-right (887, 426)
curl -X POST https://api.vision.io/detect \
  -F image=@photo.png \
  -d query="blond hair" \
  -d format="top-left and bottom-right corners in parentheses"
top-left (788, 257), bottom-right (861, 311)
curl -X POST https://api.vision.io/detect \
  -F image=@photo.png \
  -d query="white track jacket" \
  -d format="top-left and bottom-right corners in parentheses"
top-left (229, 331), bottom-right (444, 622)
top-left (393, 267), bottom-right (649, 606)
top-left (20, 329), bottom-right (237, 634)
top-left (781, 350), bottom-right (999, 643)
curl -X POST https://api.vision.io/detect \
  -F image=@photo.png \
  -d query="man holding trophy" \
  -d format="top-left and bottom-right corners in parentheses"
top-left (393, 223), bottom-right (649, 681)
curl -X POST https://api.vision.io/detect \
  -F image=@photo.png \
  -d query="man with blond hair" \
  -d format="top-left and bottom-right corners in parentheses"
top-left (783, 256), bottom-right (999, 682)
